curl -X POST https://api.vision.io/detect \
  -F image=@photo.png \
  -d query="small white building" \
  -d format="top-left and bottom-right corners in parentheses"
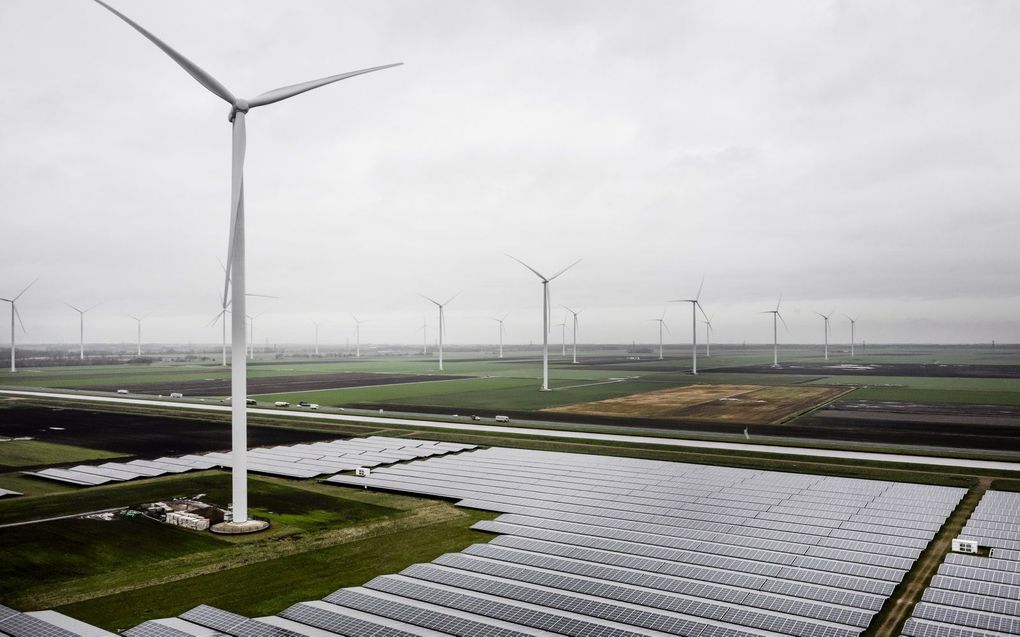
top-left (951, 537), bottom-right (979, 554)
top-left (166, 511), bottom-right (210, 531)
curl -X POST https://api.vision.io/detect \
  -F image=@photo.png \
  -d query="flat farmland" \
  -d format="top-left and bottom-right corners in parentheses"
top-left (546, 383), bottom-right (847, 424)
top-left (706, 362), bottom-right (1020, 379)
top-left (0, 406), bottom-right (336, 457)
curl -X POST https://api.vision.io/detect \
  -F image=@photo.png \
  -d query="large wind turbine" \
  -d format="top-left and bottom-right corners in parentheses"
top-left (310, 320), bottom-right (320, 356)
top-left (420, 293), bottom-right (459, 371)
top-left (761, 296), bottom-right (787, 367)
top-left (352, 315), bottom-right (365, 358)
top-left (2, 279), bottom-right (36, 373)
top-left (507, 255), bottom-right (581, 391)
top-left (670, 279), bottom-right (708, 375)
top-left (846, 315), bottom-right (858, 358)
top-left (816, 311), bottom-right (833, 361)
top-left (492, 314), bottom-right (508, 359)
top-left (562, 306), bottom-right (582, 364)
top-left (127, 314), bottom-right (149, 356)
top-left (64, 302), bottom-right (99, 360)
top-left (651, 309), bottom-right (669, 360)
top-left (91, 1), bottom-right (400, 528)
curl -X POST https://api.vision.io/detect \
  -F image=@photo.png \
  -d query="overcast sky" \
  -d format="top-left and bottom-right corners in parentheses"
top-left (1, 0), bottom-right (1018, 347)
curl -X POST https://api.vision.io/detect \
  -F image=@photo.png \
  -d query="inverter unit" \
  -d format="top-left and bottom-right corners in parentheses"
top-left (952, 538), bottom-right (979, 554)
top-left (356, 467), bottom-right (371, 477)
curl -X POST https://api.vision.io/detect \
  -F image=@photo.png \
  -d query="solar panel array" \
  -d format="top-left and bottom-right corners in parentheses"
top-left (0, 604), bottom-right (115, 637)
top-left (24, 436), bottom-right (475, 485)
top-left (901, 489), bottom-right (1020, 637)
top-left (0, 488), bottom-right (22, 498)
top-left (311, 446), bottom-right (965, 637)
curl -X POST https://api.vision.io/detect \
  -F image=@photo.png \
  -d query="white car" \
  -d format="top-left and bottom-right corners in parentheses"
top-left (274, 401), bottom-right (291, 407)
top-left (169, 392), bottom-right (184, 399)
top-left (495, 415), bottom-right (510, 423)
top-left (116, 389), bottom-right (129, 394)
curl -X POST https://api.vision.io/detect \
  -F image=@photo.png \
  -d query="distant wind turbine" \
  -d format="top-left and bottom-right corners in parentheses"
top-left (507, 255), bottom-right (581, 391)
top-left (670, 278), bottom-right (708, 375)
top-left (562, 306), bottom-right (582, 364)
top-left (491, 314), bottom-right (508, 359)
top-left (64, 302), bottom-right (99, 360)
top-left (701, 315), bottom-right (713, 357)
top-left (816, 311), bottom-right (834, 361)
top-left (352, 315), bottom-right (365, 358)
top-left (127, 314), bottom-right (149, 356)
top-left (420, 293), bottom-right (459, 371)
top-left (761, 296), bottom-right (787, 367)
top-left (421, 317), bottom-right (428, 355)
top-left (846, 315), bottom-right (859, 358)
top-left (90, 0), bottom-right (401, 527)
top-left (650, 309), bottom-right (669, 360)
top-left (555, 316), bottom-right (568, 357)
top-left (2, 279), bottom-right (36, 372)
top-left (311, 320), bottom-right (319, 356)
top-left (247, 313), bottom-right (264, 359)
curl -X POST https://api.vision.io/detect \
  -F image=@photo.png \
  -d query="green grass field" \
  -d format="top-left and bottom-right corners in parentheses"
top-left (0, 440), bottom-right (126, 468)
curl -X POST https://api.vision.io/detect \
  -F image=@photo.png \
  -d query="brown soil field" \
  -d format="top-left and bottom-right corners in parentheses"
top-left (546, 384), bottom-right (847, 425)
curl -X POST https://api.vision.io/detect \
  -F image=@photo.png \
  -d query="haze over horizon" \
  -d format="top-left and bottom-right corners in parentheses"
top-left (2, 0), bottom-right (1018, 346)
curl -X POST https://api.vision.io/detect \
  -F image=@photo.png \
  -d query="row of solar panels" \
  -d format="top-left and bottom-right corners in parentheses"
top-left (0, 604), bottom-right (115, 637)
top-left (317, 446), bottom-right (963, 637)
top-left (0, 488), bottom-right (23, 498)
top-left (901, 489), bottom-right (1020, 637)
top-left (23, 436), bottom-right (477, 485)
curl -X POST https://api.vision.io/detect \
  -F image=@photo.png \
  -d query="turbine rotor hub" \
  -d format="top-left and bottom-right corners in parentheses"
top-left (228, 99), bottom-right (251, 122)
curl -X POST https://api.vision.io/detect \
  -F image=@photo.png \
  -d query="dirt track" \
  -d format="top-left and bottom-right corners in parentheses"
top-left (63, 372), bottom-right (469, 397)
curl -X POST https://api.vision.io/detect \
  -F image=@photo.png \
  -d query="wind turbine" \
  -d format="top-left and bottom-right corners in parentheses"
top-left (352, 315), bottom-right (365, 358)
top-left (420, 293), bottom-right (459, 371)
top-left (90, 0), bottom-right (401, 528)
top-left (127, 314), bottom-right (149, 356)
top-left (64, 302), bottom-right (99, 361)
top-left (207, 306), bottom-right (230, 366)
top-left (846, 315), bottom-right (858, 358)
top-left (421, 317), bottom-right (428, 355)
top-left (669, 279), bottom-right (708, 375)
top-left (562, 306), bottom-right (582, 364)
top-left (2, 279), bottom-right (36, 373)
top-left (761, 296), bottom-right (787, 367)
top-left (507, 255), bottom-right (581, 391)
top-left (701, 315), bottom-right (713, 357)
top-left (816, 311), bottom-right (833, 361)
top-left (311, 320), bottom-right (320, 356)
top-left (491, 313), bottom-right (508, 359)
top-left (555, 316), bottom-right (568, 357)
top-left (650, 309), bottom-right (669, 360)
top-left (247, 313), bottom-right (264, 359)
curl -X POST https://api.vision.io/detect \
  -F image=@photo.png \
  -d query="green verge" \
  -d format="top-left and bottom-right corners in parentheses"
top-left (55, 508), bottom-right (496, 631)
top-left (0, 440), bottom-right (126, 468)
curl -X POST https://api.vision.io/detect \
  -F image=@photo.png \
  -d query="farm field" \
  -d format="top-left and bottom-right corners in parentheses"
top-left (546, 383), bottom-right (847, 424)
top-left (0, 439), bottom-right (126, 470)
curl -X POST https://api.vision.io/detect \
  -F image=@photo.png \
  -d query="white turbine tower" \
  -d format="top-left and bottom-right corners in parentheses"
top-left (562, 306), bottom-right (582, 364)
top-left (816, 311), bottom-right (833, 361)
top-left (421, 317), bottom-right (428, 355)
top-left (207, 306), bottom-right (230, 367)
top-left (127, 314), bottom-right (149, 356)
top-left (651, 309), bottom-right (669, 360)
top-left (352, 315), bottom-right (365, 358)
top-left (761, 296), bottom-right (787, 367)
top-left (91, 0), bottom-right (400, 529)
top-left (2, 279), bottom-right (36, 373)
top-left (64, 302), bottom-right (99, 361)
top-left (311, 320), bottom-right (320, 356)
top-left (247, 313), bottom-right (264, 359)
top-left (669, 279), bottom-right (707, 375)
top-left (492, 313), bottom-right (508, 359)
top-left (420, 293), bottom-right (459, 371)
top-left (506, 255), bottom-right (581, 391)
top-left (846, 315), bottom-right (859, 358)
top-left (556, 317), bottom-right (568, 357)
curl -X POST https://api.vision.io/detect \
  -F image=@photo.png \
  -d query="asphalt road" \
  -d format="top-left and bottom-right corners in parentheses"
top-left (2, 389), bottom-right (1019, 473)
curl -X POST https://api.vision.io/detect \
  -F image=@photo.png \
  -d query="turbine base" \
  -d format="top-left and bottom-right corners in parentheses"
top-left (211, 519), bottom-right (270, 535)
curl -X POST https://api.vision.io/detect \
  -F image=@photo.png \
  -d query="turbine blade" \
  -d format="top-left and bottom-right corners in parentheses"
top-left (222, 113), bottom-right (247, 306)
top-left (246, 292), bottom-right (278, 299)
top-left (776, 294), bottom-right (782, 311)
top-left (14, 305), bottom-right (26, 333)
top-left (443, 291), bottom-right (461, 306)
top-left (506, 254), bottom-right (547, 281)
top-left (695, 276), bottom-right (705, 301)
top-left (91, 0), bottom-right (235, 105)
top-left (549, 258), bottom-right (582, 281)
top-left (85, 302), bottom-right (101, 313)
top-left (502, 313), bottom-right (509, 321)
top-left (778, 312), bottom-right (789, 331)
top-left (13, 278), bottom-right (38, 301)
top-left (247, 63), bottom-right (403, 108)
top-left (205, 311), bottom-right (224, 328)
top-left (696, 301), bottom-right (709, 321)
top-left (63, 302), bottom-right (83, 313)
top-left (418, 293), bottom-right (440, 306)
